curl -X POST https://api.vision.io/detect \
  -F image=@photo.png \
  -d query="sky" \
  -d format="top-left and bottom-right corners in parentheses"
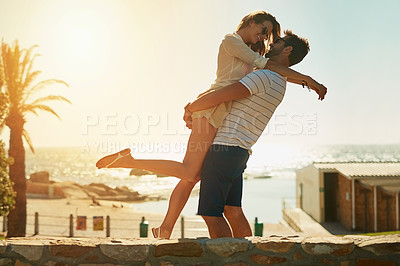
top-left (0, 0), bottom-right (399, 159)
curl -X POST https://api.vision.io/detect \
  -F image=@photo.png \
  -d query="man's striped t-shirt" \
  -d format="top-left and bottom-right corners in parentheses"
top-left (213, 69), bottom-right (287, 154)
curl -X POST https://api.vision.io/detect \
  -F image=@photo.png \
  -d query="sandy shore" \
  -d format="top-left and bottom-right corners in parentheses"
top-left (20, 174), bottom-right (297, 239)
top-left (13, 198), bottom-right (296, 239)
top-left (22, 198), bottom-right (208, 239)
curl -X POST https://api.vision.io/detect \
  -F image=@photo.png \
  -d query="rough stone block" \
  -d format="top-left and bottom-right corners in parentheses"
top-left (293, 251), bottom-right (303, 261)
top-left (301, 237), bottom-right (355, 256)
top-left (78, 263), bottom-right (123, 266)
top-left (357, 235), bottom-right (400, 255)
top-left (100, 244), bottom-right (149, 262)
top-left (15, 260), bottom-right (32, 266)
top-left (255, 239), bottom-right (295, 253)
top-left (85, 254), bottom-right (100, 262)
top-left (0, 258), bottom-right (12, 265)
top-left (159, 261), bottom-right (174, 266)
top-left (11, 244), bottom-right (43, 261)
top-left (49, 244), bottom-right (95, 258)
top-left (42, 262), bottom-right (58, 266)
top-left (355, 258), bottom-right (396, 266)
top-left (250, 254), bottom-right (287, 265)
top-left (0, 242), bottom-right (7, 254)
top-left (320, 258), bottom-right (334, 265)
top-left (206, 238), bottom-right (248, 257)
top-left (154, 239), bottom-right (203, 257)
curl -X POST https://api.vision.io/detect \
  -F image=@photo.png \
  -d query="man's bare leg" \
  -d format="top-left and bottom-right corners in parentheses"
top-left (202, 216), bottom-right (232, 238)
top-left (223, 205), bottom-right (252, 238)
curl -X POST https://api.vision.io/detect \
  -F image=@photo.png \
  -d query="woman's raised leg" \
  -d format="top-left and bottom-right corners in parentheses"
top-left (96, 117), bottom-right (217, 182)
top-left (96, 117), bottom-right (217, 238)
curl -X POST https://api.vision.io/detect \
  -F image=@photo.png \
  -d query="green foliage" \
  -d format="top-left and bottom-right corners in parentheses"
top-left (0, 140), bottom-right (15, 216)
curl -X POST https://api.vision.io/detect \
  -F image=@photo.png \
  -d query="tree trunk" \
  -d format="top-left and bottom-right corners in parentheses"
top-left (7, 122), bottom-right (26, 237)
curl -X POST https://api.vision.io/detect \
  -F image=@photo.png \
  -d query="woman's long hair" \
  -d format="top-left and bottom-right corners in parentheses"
top-left (237, 11), bottom-right (281, 55)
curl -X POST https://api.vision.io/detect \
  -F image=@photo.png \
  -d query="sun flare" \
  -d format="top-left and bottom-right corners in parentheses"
top-left (48, 8), bottom-right (112, 72)
top-left (68, 27), bottom-right (94, 59)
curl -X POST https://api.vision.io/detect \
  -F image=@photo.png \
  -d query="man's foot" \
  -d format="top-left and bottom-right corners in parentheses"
top-left (151, 226), bottom-right (170, 239)
top-left (96, 148), bottom-right (132, 169)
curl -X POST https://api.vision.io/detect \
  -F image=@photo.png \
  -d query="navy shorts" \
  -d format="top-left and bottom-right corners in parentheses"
top-left (197, 144), bottom-right (249, 217)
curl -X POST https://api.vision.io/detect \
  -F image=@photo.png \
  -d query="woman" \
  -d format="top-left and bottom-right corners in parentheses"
top-left (96, 11), bottom-right (325, 239)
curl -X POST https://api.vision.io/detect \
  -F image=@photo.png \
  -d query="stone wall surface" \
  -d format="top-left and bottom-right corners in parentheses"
top-left (0, 235), bottom-right (399, 265)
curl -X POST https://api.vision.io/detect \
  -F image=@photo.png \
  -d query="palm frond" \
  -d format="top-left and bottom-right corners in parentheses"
top-left (22, 128), bottom-right (35, 153)
top-left (2, 41), bottom-right (22, 105)
top-left (21, 70), bottom-right (41, 94)
top-left (29, 95), bottom-right (71, 106)
top-left (1, 42), bottom-right (15, 95)
top-left (23, 104), bottom-right (61, 119)
top-left (16, 46), bottom-right (38, 103)
top-left (20, 46), bottom-right (39, 79)
top-left (24, 106), bottom-right (38, 117)
top-left (23, 79), bottom-right (69, 103)
top-left (20, 53), bottom-right (41, 96)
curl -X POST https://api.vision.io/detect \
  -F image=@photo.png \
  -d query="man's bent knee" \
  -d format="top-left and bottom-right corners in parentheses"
top-left (224, 205), bottom-right (244, 218)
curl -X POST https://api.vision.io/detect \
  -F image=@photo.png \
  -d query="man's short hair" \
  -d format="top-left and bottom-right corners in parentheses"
top-left (284, 30), bottom-right (310, 66)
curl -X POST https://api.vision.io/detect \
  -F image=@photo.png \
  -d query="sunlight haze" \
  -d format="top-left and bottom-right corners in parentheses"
top-left (1, 0), bottom-right (399, 158)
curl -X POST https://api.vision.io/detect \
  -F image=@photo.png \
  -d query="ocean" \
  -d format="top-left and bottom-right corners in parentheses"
top-left (25, 144), bottom-right (400, 224)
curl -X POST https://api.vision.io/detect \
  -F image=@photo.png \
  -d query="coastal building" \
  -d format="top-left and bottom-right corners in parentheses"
top-left (296, 162), bottom-right (400, 232)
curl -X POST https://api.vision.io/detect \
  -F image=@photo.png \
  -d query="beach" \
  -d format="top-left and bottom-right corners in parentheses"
top-left (26, 198), bottom-right (188, 239)
top-left (23, 197), bottom-right (295, 239)
top-left (20, 171), bottom-right (296, 239)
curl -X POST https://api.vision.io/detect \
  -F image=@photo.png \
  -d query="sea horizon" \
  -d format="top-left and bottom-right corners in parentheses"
top-left (22, 143), bottom-right (400, 223)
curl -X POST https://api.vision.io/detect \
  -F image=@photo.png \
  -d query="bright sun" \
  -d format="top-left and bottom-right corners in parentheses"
top-left (47, 7), bottom-right (113, 76)
top-left (68, 27), bottom-right (94, 59)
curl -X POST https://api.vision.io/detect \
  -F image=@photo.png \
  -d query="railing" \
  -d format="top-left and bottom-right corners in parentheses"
top-left (1, 213), bottom-right (209, 238)
top-left (1, 213), bottom-right (265, 238)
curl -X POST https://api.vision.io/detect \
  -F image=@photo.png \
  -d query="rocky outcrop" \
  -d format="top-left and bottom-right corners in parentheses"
top-left (79, 183), bottom-right (145, 201)
top-left (29, 171), bottom-right (50, 183)
top-left (26, 180), bottom-right (65, 199)
top-left (26, 172), bottom-right (146, 201)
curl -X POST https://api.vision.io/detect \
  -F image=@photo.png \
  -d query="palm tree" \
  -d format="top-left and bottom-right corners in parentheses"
top-left (0, 40), bottom-right (70, 237)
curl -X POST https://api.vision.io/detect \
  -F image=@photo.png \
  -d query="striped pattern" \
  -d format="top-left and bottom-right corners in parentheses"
top-left (213, 69), bottom-right (287, 153)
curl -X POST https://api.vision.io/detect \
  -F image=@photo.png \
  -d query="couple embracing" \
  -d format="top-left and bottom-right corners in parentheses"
top-left (96, 11), bottom-right (327, 239)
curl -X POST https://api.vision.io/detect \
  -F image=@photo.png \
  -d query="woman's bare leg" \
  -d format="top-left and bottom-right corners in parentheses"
top-left (156, 178), bottom-right (198, 239)
top-left (96, 117), bottom-right (217, 182)
top-left (96, 117), bottom-right (217, 238)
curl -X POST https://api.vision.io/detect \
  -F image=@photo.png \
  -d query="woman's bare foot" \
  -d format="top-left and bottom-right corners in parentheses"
top-left (151, 226), bottom-right (171, 239)
top-left (96, 148), bottom-right (132, 169)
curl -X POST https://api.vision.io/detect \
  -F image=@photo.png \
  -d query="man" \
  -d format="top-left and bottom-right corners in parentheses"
top-left (184, 30), bottom-right (326, 238)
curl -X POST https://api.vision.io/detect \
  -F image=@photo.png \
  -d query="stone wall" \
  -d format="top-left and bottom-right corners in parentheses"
top-left (1, 235), bottom-right (399, 265)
